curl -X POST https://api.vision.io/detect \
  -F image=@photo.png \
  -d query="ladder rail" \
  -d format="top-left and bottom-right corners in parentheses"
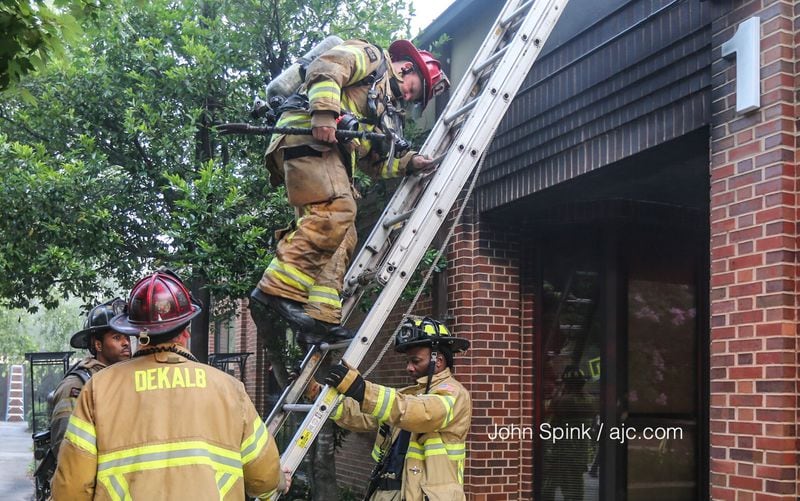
top-left (340, 0), bottom-right (536, 300)
top-left (272, 0), bottom-right (571, 490)
top-left (378, 0), bottom-right (566, 284)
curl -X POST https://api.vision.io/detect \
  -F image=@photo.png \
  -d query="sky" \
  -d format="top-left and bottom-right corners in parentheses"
top-left (409, 0), bottom-right (457, 35)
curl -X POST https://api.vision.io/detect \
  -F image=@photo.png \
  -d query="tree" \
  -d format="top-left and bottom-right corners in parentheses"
top-left (0, 0), bottom-right (411, 341)
top-left (0, 299), bottom-right (83, 364)
top-left (0, 0), bottom-right (104, 91)
top-left (1, 1), bottom-right (411, 496)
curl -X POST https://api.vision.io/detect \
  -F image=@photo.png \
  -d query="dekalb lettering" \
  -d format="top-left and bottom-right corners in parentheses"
top-left (134, 367), bottom-right (207, 392)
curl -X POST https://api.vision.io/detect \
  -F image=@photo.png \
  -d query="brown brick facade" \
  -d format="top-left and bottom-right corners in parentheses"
top-left (447, 208), bottom-right (533, 499)
top-left (709, 1), bottom-right (799, 499)
top-left (229, 1), bottom-right (799, 498)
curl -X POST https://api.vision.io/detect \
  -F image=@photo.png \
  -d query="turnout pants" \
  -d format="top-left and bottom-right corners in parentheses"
top-left (258, 145), bottom-right (357, 324)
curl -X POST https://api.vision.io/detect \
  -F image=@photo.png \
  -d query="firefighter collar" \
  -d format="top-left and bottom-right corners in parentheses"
top-left (82, 356), bottom-right (107, 371)
top-left (414, 367), bottom-right (452, 387)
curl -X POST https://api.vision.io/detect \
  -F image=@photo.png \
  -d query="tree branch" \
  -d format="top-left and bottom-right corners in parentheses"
top-left (0, 108), bottom-right (50, 142)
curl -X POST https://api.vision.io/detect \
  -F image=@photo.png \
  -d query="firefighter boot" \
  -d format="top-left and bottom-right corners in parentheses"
top-left (297, 322), bottom-right (354, 346)
top-left (249, 288), bottom-right (317, 333)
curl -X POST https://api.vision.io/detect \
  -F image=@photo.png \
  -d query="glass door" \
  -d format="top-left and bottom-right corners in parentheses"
top-left (537, 230), bottom-right (602, 501)
top-left (623, 234), bottom-right (701, 500)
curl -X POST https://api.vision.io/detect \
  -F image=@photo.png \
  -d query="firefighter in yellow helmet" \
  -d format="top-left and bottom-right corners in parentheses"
top-left (51, 268), bottom-right (288, 500)
top-left (251, 40), bottom-right (451, 345)
top-left (317, 317), bottom-right (471, 500)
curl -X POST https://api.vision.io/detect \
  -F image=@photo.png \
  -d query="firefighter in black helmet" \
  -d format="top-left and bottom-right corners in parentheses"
top-left (318, 317), bottom-right (472, 501)
top-left (50, 299), bottom-right (132, 458)
top-left (33, 299), bottom-right (133, 501)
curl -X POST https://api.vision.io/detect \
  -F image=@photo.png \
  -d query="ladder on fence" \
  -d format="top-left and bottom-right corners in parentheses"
top-left (267, 0), bottom-right (571, 487)
top-left (5, 365), bottom-right (25, 422)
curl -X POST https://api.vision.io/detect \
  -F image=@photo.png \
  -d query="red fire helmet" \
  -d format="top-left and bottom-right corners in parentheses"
top-left (389, 40), bottom-right (450, 108)
top-left (110, 269), bottom-right (201, 337)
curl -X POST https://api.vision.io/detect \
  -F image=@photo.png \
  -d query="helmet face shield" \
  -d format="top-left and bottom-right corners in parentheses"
top-left (394, 317), bottom-right (469, 354)
top-left (397, 322), bottom-right (427, 345)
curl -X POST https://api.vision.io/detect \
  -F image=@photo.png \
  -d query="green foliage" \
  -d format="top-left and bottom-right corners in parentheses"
top-left (0, 0), bottom-right (411, 319)
top-left (163, 160), bottom-right (291, 318)
top-left (0, 0), bottom-right (104, 91)
top-left (0, 299), bottom-right (83, 363)
top-left (0, 134), bottom-right (149, 311)
top-left (423, 33), bottom-right (451, 59)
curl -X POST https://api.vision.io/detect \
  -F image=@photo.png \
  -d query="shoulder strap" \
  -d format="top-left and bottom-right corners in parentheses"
top-left (64, 362), bottom-right (93, 385)
top-left (350, 46), bottom-right (388, 88)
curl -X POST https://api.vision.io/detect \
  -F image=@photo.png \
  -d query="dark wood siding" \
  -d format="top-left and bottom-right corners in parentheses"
top-left (477, 0), bottom-right (713, 212)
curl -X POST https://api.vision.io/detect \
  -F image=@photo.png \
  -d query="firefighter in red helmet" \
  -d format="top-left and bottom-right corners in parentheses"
top-left (251, 39), bottom-right (451, 345)
top-left (52, 268), bottom-right (289, 500)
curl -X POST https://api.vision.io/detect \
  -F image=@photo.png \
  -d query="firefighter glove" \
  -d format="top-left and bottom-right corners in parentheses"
top-left (317, 363), bottom-right (365, 402)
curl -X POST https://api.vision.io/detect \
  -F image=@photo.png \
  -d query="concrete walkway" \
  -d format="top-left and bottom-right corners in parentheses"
top-left (0, 421), bottom-right (34, 501)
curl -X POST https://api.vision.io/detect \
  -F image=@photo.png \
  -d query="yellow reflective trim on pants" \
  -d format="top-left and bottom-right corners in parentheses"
top-left (308, 285), bottom-right (342, 308)
top-left (370, 385), bottom-right (396, 422)
top-left (241, 418), bottom-right (269, 464)
top-left (266, 258), bottom-right (313, 293)
top-left (65, 415), bottom-right (97, 455)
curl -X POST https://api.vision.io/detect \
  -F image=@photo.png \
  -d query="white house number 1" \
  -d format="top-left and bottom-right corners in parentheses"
top-left (721, 16), bottom-right (761, 114)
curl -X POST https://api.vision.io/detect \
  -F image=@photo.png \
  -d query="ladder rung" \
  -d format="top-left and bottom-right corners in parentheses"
top-left (348, 270), bottom-right (377, 286)
top-left (320, 340), bottom-right (352, 351)
top-left (566, 298), bottom-right (592, 304)
top-left (472, 46), bottom-right (509, 76)
top-left (283, 404), bottom-right (313, 412)
top-left (382, 210), bottom-right (413, 229)
top-left (444, 98), bottom-right (478, 126)
top-left (500, 0), bottom-right (535, 28)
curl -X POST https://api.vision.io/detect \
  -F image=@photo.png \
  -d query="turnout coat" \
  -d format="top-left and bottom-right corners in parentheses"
top-left (332, 368), bottom-right (471, 501)
top-left (51, 347), bottom-right (281, 500)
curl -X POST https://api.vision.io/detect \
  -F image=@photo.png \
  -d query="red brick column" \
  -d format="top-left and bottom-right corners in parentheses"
top-left (449, 211), bottom-right (531, 499)
top-left (709, 1), bottom-right (799, 499)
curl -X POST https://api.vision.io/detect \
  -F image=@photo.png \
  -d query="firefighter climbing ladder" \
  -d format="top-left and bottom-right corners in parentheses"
top-left (269, 0), bottom-right (570, 486)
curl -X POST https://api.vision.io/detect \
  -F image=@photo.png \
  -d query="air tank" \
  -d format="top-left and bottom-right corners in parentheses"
top-left (266, 35), bottom-right (344, 109)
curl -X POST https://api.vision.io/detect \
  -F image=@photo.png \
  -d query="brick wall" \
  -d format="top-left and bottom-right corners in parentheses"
top-left (709, 1), bottom-right (799, 499)
top-left (447, 203), bottom-right (532, 500)
top-left (333, 199), bottom-right (532, 498)
top-left (208, 301), bottom-right (266, 414)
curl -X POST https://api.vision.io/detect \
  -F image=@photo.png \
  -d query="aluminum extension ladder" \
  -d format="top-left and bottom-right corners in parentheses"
top-left (268, 0), bottom-right (570, 488)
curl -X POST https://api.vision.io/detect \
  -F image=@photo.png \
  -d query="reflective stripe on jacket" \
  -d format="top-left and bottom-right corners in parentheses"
top-left (50, 356), bottom-right (106, 458)
top-left (264, 39), bottom-right (417, 189)
top-left (51, 347), bottom-right (281, 500)
top-left (332, 368), bottom-right (471, 501)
